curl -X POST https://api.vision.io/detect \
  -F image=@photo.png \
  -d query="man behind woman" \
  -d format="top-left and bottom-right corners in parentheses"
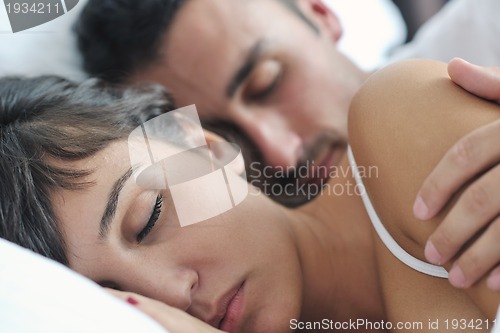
top-left (0, 59), bottom-right (498, 332)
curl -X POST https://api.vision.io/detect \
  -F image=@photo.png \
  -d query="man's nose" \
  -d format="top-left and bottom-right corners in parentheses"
top-left (241, 113), bottom-right (303, 169)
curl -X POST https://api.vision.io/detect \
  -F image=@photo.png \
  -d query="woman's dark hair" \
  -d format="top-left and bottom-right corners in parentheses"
top-left (0, 76), bottom-right (175, 265)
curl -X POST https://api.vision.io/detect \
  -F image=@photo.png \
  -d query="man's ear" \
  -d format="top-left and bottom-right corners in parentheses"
top-left (203, 130), bottom-right (227, 161)
top-left (203, 130), bottom-right (246, 175)
top-left (204, 130), bottom-right (226, 146)
top-left (300, 0), bottom-right (343, 42)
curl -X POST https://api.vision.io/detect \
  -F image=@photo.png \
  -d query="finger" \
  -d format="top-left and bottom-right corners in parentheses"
top-left (103, 288), bottom-right (165, 311)
top-left (105, 289), bottom-right (147, 306)
top-left (448, 216), bottom-right (500, 289)
top-left (105, 290), bottom-right (183, 326)
top-left (104, 289), bottom-right (219, 332)
top-left (414, 121), bottom-right (500, 220)
top-left (448, 58), bottom-right (500, 103)
top-left (104, 288), bottom-right (136, 301)
top-left (425, 164), bottom-right (500, 264)
top-left (487, 266), bottom-right (500, 291)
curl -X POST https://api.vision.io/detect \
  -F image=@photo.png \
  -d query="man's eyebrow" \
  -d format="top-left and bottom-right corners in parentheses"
top-left (226, 39), bottom-right (266, 98)
top-left (99, 167), bottom-right (134, 239)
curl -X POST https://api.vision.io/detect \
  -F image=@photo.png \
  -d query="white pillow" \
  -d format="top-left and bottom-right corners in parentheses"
top-left (0, 238), bottom-right (167, 333)
top-left (0, 0), bottom-right (88, 80)
top-left (326, 0), bottom-right (406, 71)
top-left (386, 0), bottom-right (500, 66)
top-left (494, 309), bottom-right (500, 333)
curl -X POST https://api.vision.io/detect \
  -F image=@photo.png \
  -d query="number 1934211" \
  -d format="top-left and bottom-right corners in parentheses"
top-left (444, 318), bottom-right (496, 330)
top-left (5, 2), bottom-right (60, 14)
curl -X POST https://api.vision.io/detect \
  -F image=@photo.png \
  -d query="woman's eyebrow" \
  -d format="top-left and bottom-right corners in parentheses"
top-left (98, 167), bottom-right (134, 240)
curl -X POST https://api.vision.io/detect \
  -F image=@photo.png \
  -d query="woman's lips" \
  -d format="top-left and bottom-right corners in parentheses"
top-left (220, 283), bottom-right (245, 332)
top-left (208, 282), bottom-right (245, 331)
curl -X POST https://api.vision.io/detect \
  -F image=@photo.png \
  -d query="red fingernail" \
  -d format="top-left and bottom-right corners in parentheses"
top-left (312, 2), bottom-right (329, 15)
top-left (127, 297), bottom-right (139, 306)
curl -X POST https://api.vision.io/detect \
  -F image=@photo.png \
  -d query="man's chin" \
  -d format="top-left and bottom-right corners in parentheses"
top-left (262, 176), bottom-right (328, 208)
top-left (263, 147), bottom-right (345, 207)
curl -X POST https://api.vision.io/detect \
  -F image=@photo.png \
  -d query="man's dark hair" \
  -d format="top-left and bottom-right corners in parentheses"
top-left (75, 0), bottom-right (186, 83)
top-left (0, 76), bottom-right (175, 264)
top-left (75, 0), bottom-right (317, 83)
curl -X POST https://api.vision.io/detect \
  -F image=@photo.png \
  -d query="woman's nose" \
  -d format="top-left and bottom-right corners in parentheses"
top-left (159, 268), bottom-right (199, 311)
top-left (123, 266), bottom-right (199, 312)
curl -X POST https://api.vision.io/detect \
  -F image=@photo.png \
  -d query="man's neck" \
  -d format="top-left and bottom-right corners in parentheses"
top-left (288, 152), bottom-right (386, 328)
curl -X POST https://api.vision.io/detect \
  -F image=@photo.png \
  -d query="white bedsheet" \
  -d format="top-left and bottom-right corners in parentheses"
top-left (0, 238), bottom-right (167, 333)
top-left (493, 308), bottom-right (500, 333)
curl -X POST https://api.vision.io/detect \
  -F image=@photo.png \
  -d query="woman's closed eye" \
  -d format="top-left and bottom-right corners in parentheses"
top-left (137, 194), bottom-right (163, 243)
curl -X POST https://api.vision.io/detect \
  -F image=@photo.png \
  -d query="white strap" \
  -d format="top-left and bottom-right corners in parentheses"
top-left (347, 147), bottom-right (448, 279)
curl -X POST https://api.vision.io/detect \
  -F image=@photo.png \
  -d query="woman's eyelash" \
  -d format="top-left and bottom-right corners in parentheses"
top-left (137, 194), bottom-right (163, 243)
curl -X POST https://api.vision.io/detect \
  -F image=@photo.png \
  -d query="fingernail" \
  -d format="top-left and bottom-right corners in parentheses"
top-left (449, 264), bottom-right (466, 288)
top-left (424, 241), bottom-right (442, 265)
top-left (413, 196), bottom-right (429, 220)
top-left (127, 297), bottom-right (139, 306)
top-left (487, 270), bottom-right (500, 290)
top-left (312, 3), bottom-right (329, 15)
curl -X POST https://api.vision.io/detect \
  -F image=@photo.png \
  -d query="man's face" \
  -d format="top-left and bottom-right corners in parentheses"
top-left (132, 0), bottom-right (365, 175)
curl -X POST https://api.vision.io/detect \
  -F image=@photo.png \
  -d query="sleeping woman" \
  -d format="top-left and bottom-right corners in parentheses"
top-left (0, 59), bottom-right (498, 333)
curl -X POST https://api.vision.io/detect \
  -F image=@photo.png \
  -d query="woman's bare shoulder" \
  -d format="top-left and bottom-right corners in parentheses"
top-left (349, 59), bottom-right (499, 247)
top-left (348, 59), bottom-right (500, 318)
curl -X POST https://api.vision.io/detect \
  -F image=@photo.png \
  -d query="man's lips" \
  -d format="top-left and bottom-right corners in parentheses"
top-left (208, 282), bottom-right (245, 331)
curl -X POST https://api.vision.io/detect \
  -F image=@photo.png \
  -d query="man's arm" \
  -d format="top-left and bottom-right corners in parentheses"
top-left (415, 58), bottom-right (500, 290)
top-left (349, 59), bottom-right (500, 319)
